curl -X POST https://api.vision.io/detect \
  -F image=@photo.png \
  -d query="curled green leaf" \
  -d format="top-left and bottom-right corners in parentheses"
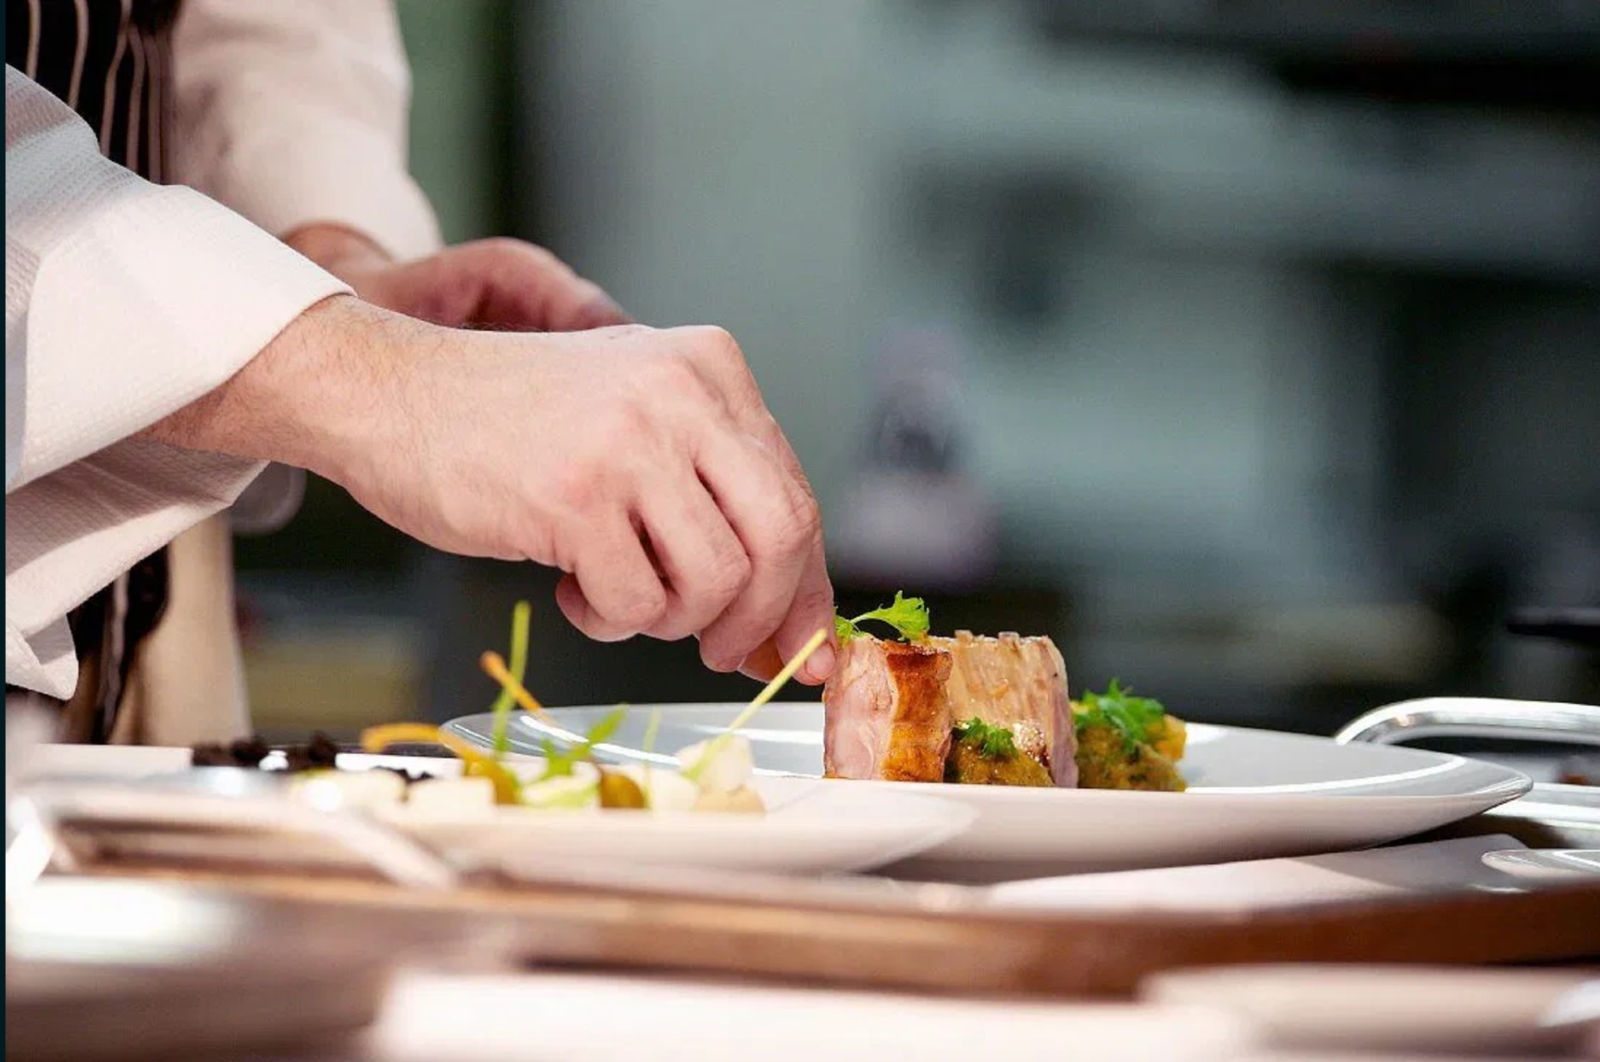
top-left (834, 591), bottom-right (931, 644)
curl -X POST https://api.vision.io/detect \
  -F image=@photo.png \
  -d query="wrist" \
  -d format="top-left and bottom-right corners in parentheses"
top-left (139, 295), bottom-right (424, 486)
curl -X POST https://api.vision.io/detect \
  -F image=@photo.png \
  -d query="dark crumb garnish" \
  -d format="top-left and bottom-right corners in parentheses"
top-left (190, 731), bottom-right (343, 772)
top-left (188, 733), bottom-right (435, 787)
top-left (282, 732), bottom-right (341, 772)
top-left (189, 743), bottom-right (233, 768)
top-left (190, 736), bottom-right (271, 768)
top-left (232, 735), bottom-right (272, 765)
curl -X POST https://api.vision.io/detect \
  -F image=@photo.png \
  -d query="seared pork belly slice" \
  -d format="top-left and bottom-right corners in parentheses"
top-left (926, 631), bottom-right (1078, 788)
top-left (823, 637), bottom-right (953, 782)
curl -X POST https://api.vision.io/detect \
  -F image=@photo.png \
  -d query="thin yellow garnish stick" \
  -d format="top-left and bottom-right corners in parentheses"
top-left (481, 650), bottom-right (552, 721)
top-left (728, 628), bottom-right (829, 732)
top-left (684, 627), bottom-right (828, 783)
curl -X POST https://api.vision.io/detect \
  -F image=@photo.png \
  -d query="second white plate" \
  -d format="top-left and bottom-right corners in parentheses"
top-left (20, 745), bottom-right (974, 878)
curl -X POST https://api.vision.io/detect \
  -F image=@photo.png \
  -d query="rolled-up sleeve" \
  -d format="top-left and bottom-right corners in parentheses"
top-left (171, 0), bottom-right (444, 262)
top-left (5, 66), bottom-right (349, 697)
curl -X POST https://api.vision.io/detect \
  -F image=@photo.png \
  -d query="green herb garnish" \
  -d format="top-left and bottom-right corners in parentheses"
top-left (834, 591), bottom-right (931, 644)
top-left (540, 706), bottom-right (627, 780)
top-left (489, 600), bottom-right (533, 756)
top-left (1075, 679), bottom-right (1167, 754)
top-left (640, 707), bottom-right (662, 757)
top-left (952, 717), bottom-right (1019, 760)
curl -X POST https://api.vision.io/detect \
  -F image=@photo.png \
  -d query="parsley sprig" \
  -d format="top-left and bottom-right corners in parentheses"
top-left (834, 591), bottom-right (931, 644)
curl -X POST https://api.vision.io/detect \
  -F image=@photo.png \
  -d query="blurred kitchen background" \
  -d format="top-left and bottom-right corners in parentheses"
top-left (234, 0), bottom-right (1600, 742)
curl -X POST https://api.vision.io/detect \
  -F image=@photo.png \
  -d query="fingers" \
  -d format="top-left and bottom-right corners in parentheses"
top-left (691, 426), bottom-right (820, 675)
top-left (524, 322), bottom-right (835, 686)
top-left (554, 520), bottom-right (668, 642)
top-left (738, 544), bottom-right (836, 684)
top-left (669, 327), bottom-right (838, 683)
top-left (347, 237), bottom-right (631, 332)
top-left (735, 638), bottom-right (787, 683)
top-left (566, 291), bottom-right (635, 331)
top-left (636, 474), bottom-right (752, 642)
top-left (465, 240), bottom-right (632, 332)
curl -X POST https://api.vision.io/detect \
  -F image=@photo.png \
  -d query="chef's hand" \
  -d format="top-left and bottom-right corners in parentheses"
top-left (141, 297), bottom-right (837, 684)
top-left (283, 224), bottom-right (825, 682)
top-left (285, 223), bottom-right (631, 332)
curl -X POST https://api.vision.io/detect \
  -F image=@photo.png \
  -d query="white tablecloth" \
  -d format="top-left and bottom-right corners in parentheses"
top-left (280, 964), bottom-right (1592, 1062)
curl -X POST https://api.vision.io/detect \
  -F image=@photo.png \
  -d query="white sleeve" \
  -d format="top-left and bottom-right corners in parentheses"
top-left (171, 0), bottom-right (444, 262)
top-left (5, 67), bottom-right (350, 698)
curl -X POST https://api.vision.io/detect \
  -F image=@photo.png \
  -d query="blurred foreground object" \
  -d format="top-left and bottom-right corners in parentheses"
top-left (5, 877), bottom-right (455, 1062)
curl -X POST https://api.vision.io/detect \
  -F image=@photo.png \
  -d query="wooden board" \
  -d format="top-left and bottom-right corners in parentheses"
top-left (76, 857), bottom-right (1600, 999)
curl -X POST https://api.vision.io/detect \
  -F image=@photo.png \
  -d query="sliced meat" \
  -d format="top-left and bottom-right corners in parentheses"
top-left (927, 631), bottom-right (1078, 788)
top-left (823, 637), bottom-right (953, 782)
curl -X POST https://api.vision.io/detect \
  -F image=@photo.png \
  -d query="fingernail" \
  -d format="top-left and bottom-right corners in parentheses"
top-left (703, 649), bottom-right (740, 674)
top-left (804, 641), bottom-right (836, 683)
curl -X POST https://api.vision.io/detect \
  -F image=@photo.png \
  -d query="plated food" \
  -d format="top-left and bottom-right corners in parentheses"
top-left (825, 593), bottom-right (1187, 792)
top-left (229, 591), bottom-right (1188, 815)
top-left (190, 600), bottom-right (828, 819)
top-left (192, 732), bottom-right (765, 818)
top-left (43, 595), bottom-right (1539, 879)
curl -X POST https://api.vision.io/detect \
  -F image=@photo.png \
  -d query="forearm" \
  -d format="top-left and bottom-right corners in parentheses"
top-left (139, 295), bottom-right (418, 484)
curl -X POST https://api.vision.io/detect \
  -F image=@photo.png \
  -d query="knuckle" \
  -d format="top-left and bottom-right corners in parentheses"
top-left (657, 351), bottom-right (704, 389)
top-left (550, 463), bottom-right (603, 519)
top-left (685, 325), bottom-right (745, 365)
top-left (641, 354), bottom-right (712, 411)
top-left (614, 587), bottom-right (668, 631)
top-left (595, 395), bottom-right (654, 449)
top-left (773, 495), bottom-right (822, 555)
top-left (701, 546), bottom-right (753, 600)
top-left (791, 577), bottom-right (836, 617)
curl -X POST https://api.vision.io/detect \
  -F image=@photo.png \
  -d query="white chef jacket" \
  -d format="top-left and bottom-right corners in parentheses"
top-left (6, 0), bottom-right (444, 709)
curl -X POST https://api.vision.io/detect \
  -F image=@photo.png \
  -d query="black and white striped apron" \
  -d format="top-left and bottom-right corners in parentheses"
top-left (7, 0), bottom-right (183, 742)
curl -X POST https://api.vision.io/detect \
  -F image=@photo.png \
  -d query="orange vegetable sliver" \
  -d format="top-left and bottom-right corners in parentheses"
top-left (360, 723), bottom-right (447, 754)
top-left (480, 651), bottom-right (551, 720)
top-left (359, 722), bottom-right (523, 805)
